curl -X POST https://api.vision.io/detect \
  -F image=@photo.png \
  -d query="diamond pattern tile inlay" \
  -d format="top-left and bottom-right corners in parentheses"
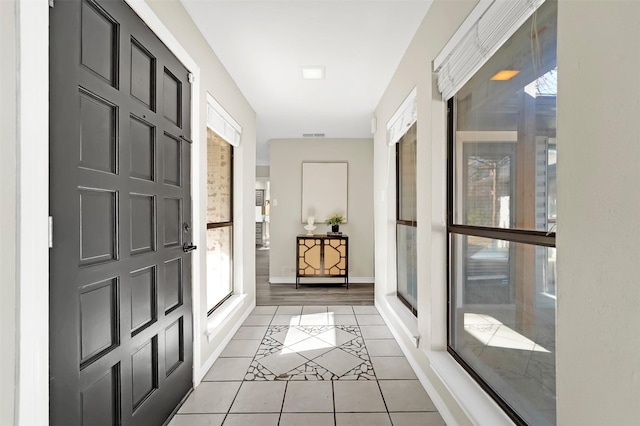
top-left (245, 325), bottom-right (375, 381)
top-left (312, 348), bottom-right (364, 377)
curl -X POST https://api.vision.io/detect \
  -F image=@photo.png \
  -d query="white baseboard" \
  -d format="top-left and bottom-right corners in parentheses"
top-left (348, 277), bottom-right (375, 283)
top-left (428, 351), bottom-right (514, 426)
top-left (269, 276), bottom-right (374, 284)
top-left (269, 277), bottom-right (294, 284)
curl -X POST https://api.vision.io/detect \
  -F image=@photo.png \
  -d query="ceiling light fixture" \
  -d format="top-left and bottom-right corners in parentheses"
top-left (490, 70), bottom-right (520, 81)
top-left (302, 66), bottom-right (325, 80)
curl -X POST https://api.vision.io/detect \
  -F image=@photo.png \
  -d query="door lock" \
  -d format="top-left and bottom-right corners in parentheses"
top-left (182, 243), bottom-right (197, 253)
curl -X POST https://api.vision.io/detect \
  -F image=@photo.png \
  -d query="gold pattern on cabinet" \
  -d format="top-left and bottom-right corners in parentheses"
top-left (296, 235), bottom-right (348, 288)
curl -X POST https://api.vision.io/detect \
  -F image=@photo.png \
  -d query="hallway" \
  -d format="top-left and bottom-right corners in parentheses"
top-left (255, 249), bottom-right (375, 306)
top-left (169, 305), bottom-right (446, 426)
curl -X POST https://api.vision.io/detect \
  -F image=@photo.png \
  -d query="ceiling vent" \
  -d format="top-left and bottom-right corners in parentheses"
top-left (303, 133), bottom-right (325, 138)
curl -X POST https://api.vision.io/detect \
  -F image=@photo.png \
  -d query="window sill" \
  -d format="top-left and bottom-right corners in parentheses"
top-left (206, 294), bottom-right (248, 342)
top-left (384, 294), bottom-right (419, 347)
top-left (427, 350), bottom-right (515, 426)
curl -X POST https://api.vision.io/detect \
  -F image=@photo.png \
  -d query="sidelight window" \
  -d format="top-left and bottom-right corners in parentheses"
top-left (205, 94), bottom-right (241, 315)
top-left (388, 87), bottom-right (418, 316)
top-left (396, 123), bottom-right (417, 315)
top-left (206, 128), bottom-right (234, 314)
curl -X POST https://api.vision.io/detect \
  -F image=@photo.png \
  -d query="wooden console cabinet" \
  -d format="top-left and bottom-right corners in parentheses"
top-left (296, 235), bottom-right (349, 288)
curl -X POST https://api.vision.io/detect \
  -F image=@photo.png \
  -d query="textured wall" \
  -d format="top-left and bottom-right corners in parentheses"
top-left (556, 1), bottom-right (640, 424)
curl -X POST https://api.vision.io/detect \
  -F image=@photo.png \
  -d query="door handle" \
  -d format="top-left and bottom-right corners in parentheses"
top-left (182, 243), bottom-right (197, 253)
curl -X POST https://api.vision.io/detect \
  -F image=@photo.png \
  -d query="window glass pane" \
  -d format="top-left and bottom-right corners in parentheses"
top-left (448, 2), bottom-right (557, 423)
top-left (454, 1), bottom-right (557, 232)
top-left (207, 127), bottom-right (233, 313)
top-left (206, 226), bottom-right (232, 310)
top-left (397, 224), bottom-right (417, 312)
top-left (207, 128), bottom-right (232, 223)
top-left (450, 234), bottom-right (556, 425)
top-left (396, 121), bottom-right (417, 315)
top-left (462, 143), bottom-right (515, 228)
top-left (398, 123), bottom-right (417, 222)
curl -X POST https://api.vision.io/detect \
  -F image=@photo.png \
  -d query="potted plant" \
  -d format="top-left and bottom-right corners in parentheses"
top-left (325, 214), bottom-right (345, 233)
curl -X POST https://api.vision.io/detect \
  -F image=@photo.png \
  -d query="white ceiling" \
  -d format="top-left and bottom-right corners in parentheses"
top-left (180, 0), bottom-right (433, 165)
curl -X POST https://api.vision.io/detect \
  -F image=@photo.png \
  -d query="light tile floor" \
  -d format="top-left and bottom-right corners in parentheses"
top-left (170, 306), bottom-right (446, 426)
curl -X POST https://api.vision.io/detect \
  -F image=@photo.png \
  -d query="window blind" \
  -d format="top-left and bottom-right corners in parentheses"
top-left (434, 0), bottom-right (545, 100)
top-left (206, 93), bottom-right (242, 146)
top-left (386, 87), bottom-right (417, 145)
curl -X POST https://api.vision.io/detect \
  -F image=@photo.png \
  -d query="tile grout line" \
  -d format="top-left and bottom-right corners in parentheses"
top-left (332, 379), bottom-right (337, 426)
top-left (231, 311), bottom-right (272, 423)
top-left (221, 379), bottom-right (244, 425)
top-left (375, 377), bottom-right (394, 425)
top-left (278, 380), bottom-right (289, 426)
top-left (356, 306), bottom-right (395, 425)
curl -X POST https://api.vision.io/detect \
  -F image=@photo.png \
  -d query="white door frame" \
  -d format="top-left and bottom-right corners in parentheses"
top-left (16, 1), bottom-right (50, 425)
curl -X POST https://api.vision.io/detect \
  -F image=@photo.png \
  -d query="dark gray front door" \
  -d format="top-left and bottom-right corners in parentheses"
top-left (49, 1), bottom-right (193, 424)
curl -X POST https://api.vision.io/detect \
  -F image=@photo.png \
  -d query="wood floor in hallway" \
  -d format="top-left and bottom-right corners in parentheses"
top-left (256, 248), bottom-right (374, 306)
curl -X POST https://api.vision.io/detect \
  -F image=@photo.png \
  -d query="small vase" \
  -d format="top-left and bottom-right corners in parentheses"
top-left (331, 225), bottom-right (339, 233)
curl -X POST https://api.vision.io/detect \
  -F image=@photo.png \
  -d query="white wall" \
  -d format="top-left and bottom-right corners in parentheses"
top-left (270, 138), bottom-right (374, 282)
top-left (374, 0), bottom-right (514, 424)
top-left (0, 1), bottom-right (17, 424)
top-left (374, 0), bottom-right (484, 350)
top-left (145, 0), bottom-right (257, 378)
top-left (256, 165), bottom-right (270, 178)
top-left (375, 0), bottom-right (640, 425)
top-left (556, 1), bottom-right (640, 424)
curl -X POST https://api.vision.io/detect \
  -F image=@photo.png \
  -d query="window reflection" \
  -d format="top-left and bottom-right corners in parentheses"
top-left (451, 236), bottom-right (556, 425)
top-left (448, 1), bottom-right (557, 424)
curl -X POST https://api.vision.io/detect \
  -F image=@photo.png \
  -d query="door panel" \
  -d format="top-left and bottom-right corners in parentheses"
top-left (50, 1), bottom-right (193, 425)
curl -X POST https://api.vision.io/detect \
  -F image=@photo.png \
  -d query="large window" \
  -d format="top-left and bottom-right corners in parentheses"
top-left (447, 1), bottom-right (557, 425)
top-left (396, 123), bottom-right (417, 315)
top-left (206, 128), bottom-right (233, 314)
